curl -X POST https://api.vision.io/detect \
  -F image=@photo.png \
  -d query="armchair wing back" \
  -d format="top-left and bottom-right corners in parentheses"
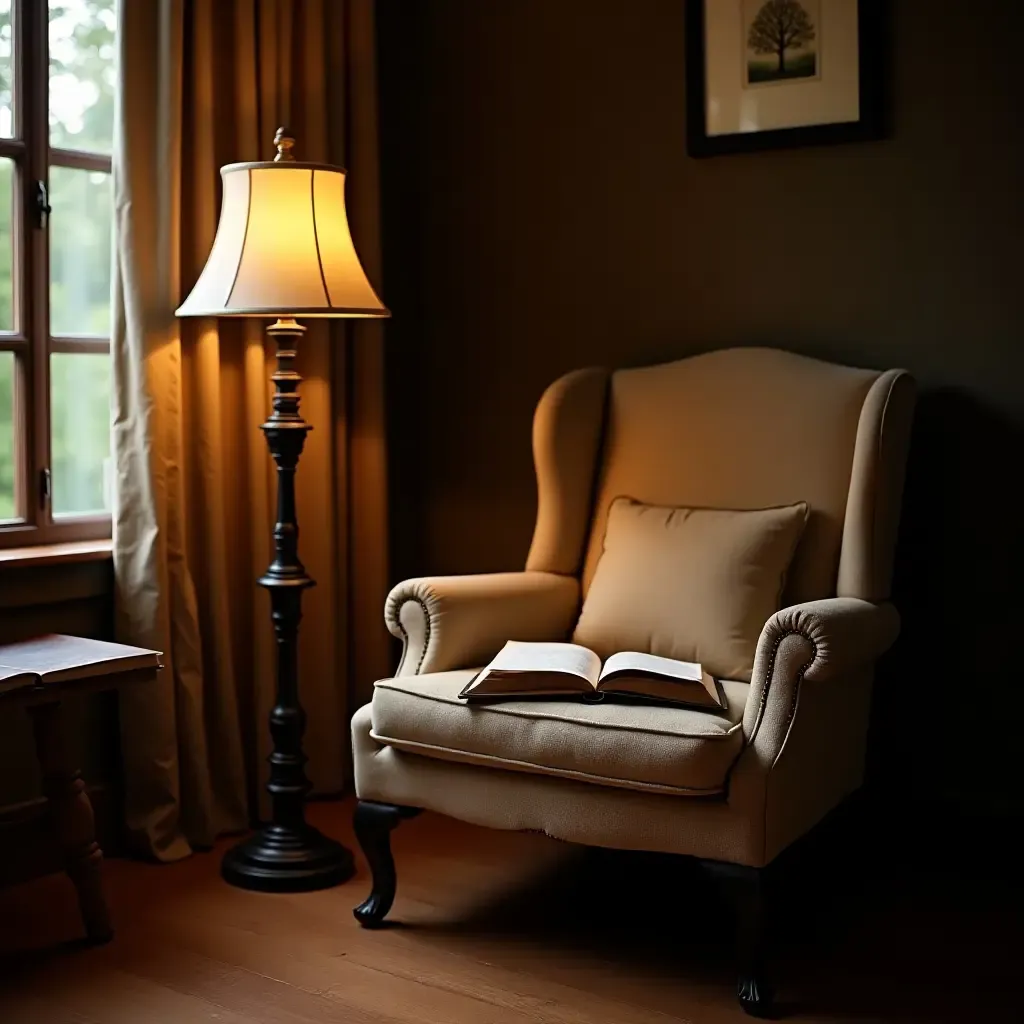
top-left (525, 347), bottom-right (915, 606)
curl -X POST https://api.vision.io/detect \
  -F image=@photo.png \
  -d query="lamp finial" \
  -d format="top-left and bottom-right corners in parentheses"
top-left (273, 127), bottom-right (295, 162)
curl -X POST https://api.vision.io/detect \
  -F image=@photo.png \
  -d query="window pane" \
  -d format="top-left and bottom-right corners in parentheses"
top-left (0, 0), bottom-right (12, 138)
top-left (50, 350), bottom-right (111, 516)
top-left (0, 156), bottom-right (12, 331)
top-left (50, 166), bottom-right (112, 334)
top-left (1, 350), bottom-right (16, 520)
top-left (49, 0), bottom-right (116, 154)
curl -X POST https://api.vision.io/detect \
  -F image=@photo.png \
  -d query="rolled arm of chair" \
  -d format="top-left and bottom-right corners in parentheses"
top-left (741, 597), bottom-right (901, 754)
top-left (729, 597), bottom-right (901, 862)
top-left (385, 571), bottom-right (581, 676)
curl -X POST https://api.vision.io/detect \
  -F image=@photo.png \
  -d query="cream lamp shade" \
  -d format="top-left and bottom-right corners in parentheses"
top-left (176, 157), bottom-right (388, 319)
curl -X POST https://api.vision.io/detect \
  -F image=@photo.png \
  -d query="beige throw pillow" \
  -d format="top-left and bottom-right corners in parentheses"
top-left (573, 499), bottom-right (809, 682)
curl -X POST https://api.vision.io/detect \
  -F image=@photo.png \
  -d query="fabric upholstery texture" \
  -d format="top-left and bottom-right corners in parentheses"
top-left (581, 349), bottom-right (878, 605)
top-left (385, 572), bottom-right (580, 676)
top-left (112, 0), bottom-right (387, 859)
top-left (355, 595), bottom-right (901, 866)
top-left (573, 498), bottom-right (808, 681)
top-left (370, 670), bottom-right (750, 795)
top-left (738, 598), bottom-right (899, 858)
top-left (837, 371), bottom-right (917, 601)
top-left (525, 367), bottom-right (611, 576)
top-left (353, 703), bottom-right (765, 865)
top-left (354, 348), bottom-right (915, 868)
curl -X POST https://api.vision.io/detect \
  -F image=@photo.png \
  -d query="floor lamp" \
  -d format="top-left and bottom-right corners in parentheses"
top-left (175, 129), bottom-right (389, 892)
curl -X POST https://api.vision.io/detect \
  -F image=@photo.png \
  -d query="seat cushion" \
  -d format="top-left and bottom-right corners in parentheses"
top-left (370, 669), bottom-right (750, 796)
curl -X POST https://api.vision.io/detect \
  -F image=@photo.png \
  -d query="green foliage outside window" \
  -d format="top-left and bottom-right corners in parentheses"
top-left (1, 0), bottom-right (116, 521)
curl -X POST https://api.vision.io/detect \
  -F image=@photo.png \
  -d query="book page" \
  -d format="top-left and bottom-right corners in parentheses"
top-left (485, 641), bottom-right (602, 685)
top-left (0, 635), bottom-right (161, 684)
top-left (0, 665), bottom-right (38, 695)
top-left (601, 675), bottom-right (722, 709)
top-left (599, 651), bottom-right (703, 683)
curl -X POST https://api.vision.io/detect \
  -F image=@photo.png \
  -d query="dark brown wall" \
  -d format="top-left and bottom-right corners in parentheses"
top-left (377, 0), bottom-right (1024, 812)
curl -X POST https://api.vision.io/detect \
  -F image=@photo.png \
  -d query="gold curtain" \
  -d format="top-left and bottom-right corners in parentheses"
top-left (111, 0), bottom-right (389, 860)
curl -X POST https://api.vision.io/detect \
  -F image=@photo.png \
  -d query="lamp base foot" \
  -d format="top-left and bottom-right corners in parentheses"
top-left (221, 823), bottom-right (355, 893)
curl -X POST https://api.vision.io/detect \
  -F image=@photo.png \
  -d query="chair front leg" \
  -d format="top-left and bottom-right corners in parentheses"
top-left (352, 800), bottom-right (422, 928)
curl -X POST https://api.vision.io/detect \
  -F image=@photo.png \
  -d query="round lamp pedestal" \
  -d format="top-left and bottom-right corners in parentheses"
top-left (221, 823), bottom-right (354, 892)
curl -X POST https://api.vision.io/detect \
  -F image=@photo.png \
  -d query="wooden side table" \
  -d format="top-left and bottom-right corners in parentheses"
top-left (1, 667), bottom-right (157, 944)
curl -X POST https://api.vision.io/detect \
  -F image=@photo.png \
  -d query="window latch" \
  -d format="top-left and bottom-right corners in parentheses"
top-left (39, 468), bottom-right (52, 509)
top-left (34, 180), bottom-right (52, 229)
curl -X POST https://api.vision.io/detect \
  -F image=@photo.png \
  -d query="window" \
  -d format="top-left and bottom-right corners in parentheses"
top-left (1, 0), bottom-right (115, 547)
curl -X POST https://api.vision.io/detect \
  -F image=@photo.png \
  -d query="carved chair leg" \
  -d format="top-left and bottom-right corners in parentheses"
top-left (352, 800), bottom-right (421, 928)
top-left (29, 700), bottom-right (113, 944)
top-left (702, 861), bottom-right (774, 1018)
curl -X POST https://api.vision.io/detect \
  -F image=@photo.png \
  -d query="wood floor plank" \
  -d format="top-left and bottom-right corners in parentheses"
top-left (129, 841), bottom-right (693, 1024)
top-left (1, 798), bottom-right (1018, 1024)
top-left (318, 899), bottom-right (692, 1023)
top-left (0, 995), bottom-right (98, 1024)
top-left (2, 960), bottom-right (257, 1024)
top-left (163, 907), bottom-right (687, 1024)
top-left (114, 944), bottom-right (375, 1024)
top-left (159, 918), bottom-right (555, 1024)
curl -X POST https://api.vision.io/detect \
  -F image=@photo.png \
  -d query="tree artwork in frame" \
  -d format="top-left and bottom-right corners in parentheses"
top-left (685, 0), bottom-right (885, 157)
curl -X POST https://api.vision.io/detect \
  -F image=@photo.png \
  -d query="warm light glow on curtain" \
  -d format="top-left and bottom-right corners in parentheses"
top-left (111, 0), bottom-right (389, 861)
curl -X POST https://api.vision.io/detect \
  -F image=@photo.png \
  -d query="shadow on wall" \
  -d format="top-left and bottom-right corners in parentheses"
top-left (869, 388), bottom-right (1024, 814)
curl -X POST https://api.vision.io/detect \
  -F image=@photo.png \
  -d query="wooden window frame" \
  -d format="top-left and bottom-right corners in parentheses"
top-left (1, 0), bottom-right (113, 549)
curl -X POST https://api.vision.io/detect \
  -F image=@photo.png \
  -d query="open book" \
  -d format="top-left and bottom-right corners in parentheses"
top-left (0, 634), bottom-right (162, 697)
top-left (459, 641), bottom-right (724, 710)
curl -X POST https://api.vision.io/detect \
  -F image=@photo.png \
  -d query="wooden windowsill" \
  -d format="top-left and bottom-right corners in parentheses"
top-left (0, 539), bottom-right (114, 569)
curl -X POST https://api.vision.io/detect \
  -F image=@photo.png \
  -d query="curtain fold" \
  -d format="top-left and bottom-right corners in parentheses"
top-left (111, 0), bottom-right (389, 860)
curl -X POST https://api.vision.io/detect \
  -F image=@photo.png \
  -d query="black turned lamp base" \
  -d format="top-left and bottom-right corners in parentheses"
top-left (221, 823), bottom-right (355, 893)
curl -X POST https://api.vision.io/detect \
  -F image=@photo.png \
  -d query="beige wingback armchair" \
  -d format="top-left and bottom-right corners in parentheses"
top-left (350, 347), bottom-right (915, 1016)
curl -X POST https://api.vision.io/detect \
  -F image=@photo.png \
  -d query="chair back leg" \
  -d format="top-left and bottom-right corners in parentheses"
top-left (701, 860), bottom-right (775, 1018)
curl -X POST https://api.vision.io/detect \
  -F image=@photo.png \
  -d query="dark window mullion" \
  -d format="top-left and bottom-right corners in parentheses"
top-left (6, 0), bottom-right (41, 533)
top-left (48, 147), bottom-right (111, 173)
top-left (26, 0), bottom-right (52, 532)
top-left (50, 336), bottom-right (109, 355)
top-left (0, 138), bottom-right (27, 160)
top-left (29, 0), bottom-right (50, 532)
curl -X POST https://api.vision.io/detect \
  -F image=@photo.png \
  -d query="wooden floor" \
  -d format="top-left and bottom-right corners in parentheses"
top-left (0, 799), bottom-right (1018, 1023)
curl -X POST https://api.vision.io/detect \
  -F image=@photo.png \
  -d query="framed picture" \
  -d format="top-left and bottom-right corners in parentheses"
top-left (685, 0), bottom-right (885, 157)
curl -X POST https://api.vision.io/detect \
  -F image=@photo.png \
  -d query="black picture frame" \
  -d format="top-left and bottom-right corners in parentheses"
top-left (685, 0), bottom-right (886, 158)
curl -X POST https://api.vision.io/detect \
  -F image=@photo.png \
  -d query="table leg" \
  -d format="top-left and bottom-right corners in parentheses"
top-left (28, 700), bottom-right (113, 944)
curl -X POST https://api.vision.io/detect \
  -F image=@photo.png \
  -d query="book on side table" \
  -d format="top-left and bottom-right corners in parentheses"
top-left (0, 634), bottom-right (162, 697)
top-left (459, 640), bottom-right (725, 711)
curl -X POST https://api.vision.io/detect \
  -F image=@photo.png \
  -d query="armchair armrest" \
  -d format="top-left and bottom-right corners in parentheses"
top-left (731, 598), bottom-right (901, 863)
top-left (743, 597), bottom-right (900, 743)
top-left (385, 571), bottom-right (580, 676)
